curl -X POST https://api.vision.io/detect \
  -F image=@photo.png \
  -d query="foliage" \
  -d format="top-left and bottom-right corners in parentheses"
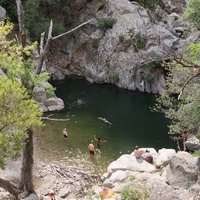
top-left (98, 17), bottom-right (117, 31)
top-left (119, 34), bottom-right (125, 42)
top-left (191, 150), bottom-right (200, 157)
top-left (153, 52), bottom-right (200, 135)
top-left (183, 181), bottom-right (193, 189)
top-left (182, 0), bottom-right (200, 30)
top-left (152, 5), bottom-right (200, 135)
top-left (134, 35), bottom-right (147, 52)
top-left (20, 0), bottom-right (64, 40)
top-left (109, 73), bottom-right (119, 83)
top-left (129, 175), bottom-right (136, 181)
top-left (0, 77), bottom-right (43, 169)
top-left (86, 189), bottom-right (95, 200)
top-left (121, 184), bottom-right (150, 200)
top-left (0, 22), bottom-right (43, 169)
top-left (92, 39), bottom-right (99, 49)
top-left (185, 41), bottom-right (200, 66)
top-left (106, 59), bottom-right (110, 68)
top-left (147, 61), bottom-right (161, 71)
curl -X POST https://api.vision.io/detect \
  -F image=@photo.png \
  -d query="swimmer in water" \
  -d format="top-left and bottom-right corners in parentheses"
top-left (63, 128), bottom-right (68, 141)
top-left (98, 117), bottom-right (112, 125)
top-left (94, 135), bottom-right (107, 149)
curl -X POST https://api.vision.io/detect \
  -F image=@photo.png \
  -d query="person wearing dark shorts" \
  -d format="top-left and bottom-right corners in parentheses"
top-left (63, 128), bottom-right (68, 141)
top-left (88, 140), bottom-right (95, 156)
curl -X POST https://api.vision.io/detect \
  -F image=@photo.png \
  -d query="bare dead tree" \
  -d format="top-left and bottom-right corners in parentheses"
top-left (36, 19), bottom-right (93, 75)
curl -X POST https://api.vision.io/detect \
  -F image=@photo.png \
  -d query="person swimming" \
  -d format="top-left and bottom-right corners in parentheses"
top-left (98, 117), bottom-right (112, 125)
top-left (94, 135), bottom-right (107, 148)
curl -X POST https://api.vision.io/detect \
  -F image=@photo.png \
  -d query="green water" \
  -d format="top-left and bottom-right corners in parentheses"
top-left (35, 78), bottom-right (176, 171)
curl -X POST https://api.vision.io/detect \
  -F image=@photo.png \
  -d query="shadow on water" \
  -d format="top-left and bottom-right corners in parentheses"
top-left (35, 77), bottom-right (176, 172)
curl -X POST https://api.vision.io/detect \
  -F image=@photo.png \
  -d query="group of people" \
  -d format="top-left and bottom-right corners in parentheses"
top-left (63, 128), bottom-right (152, 163)
top-left (134, 146), bottom-right (153, 164)
top-left (88, 135), bottom-right (107, 156)
top-left (63, 128), bottom-right (107, 156)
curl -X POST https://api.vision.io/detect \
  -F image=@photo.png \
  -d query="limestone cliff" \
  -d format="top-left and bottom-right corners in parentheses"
top-left (47, 0), bottom-right (187, 94)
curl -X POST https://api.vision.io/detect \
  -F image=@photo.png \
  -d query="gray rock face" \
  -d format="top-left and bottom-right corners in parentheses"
top-left (166, 151), bottom-right (198, 187)
top-left (47, 0), bottom-right (188, 95)
top-left (149, 183), bottom-right (190, 200)
top-left (0, 6), bottom-right (6, 21)
top-left (33, 84), bottom-right (65, 112)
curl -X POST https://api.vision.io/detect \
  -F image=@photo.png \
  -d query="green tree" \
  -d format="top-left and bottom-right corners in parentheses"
top-left (0, 20), bottom-right (44, 199)
top-left (0, 77), bottom-right (43, 169)
top-left (182, 0), bottom-right (200, 30)
top-left (153, 0), bottom-right (200, 139)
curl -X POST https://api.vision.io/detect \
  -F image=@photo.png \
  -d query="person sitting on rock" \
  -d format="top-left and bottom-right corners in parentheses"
top-left (134, 146), bottom-right (142, 159)
top-left (48, 190), bottom-right (56, 200)
top-left (143, 149), bottom-right (153, 164)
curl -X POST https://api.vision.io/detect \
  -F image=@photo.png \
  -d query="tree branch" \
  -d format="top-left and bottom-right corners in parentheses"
top-left (36, 19), bottom-right (93, 75)
top-left (0, 178), bottom-right (21, 199)
top-left (178, 71), bottom-right (200, 100)
top-left (52, 19), bottom-right (93, 40)
top-left (41, 114), bottom-right (69, 121)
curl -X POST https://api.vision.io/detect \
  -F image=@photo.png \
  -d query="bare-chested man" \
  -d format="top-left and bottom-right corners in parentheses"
top-left (134, 146), bottom-right (142, 159)
top-left (88, 140), bottom-right (95, 156)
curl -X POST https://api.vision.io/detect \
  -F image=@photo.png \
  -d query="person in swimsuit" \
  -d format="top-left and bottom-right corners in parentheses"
top-left (94, 135), bottom-right (107, 148)
top-left (63, 128), bottom-right (68, 141)
top-left (47, 190), bottom-right (56, 200)
top-left (134, 146), bottom-right (142, 159)
top-left (88, 140), bottom-right (95, 156)
top-left (98, 117), bottom-right (112, 125)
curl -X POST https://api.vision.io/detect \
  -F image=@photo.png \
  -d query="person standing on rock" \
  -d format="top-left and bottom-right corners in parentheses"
top-left (88, 140), bottom-right (95, 156)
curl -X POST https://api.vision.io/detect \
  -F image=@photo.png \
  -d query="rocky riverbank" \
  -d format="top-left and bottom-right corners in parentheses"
top-left (1, 146), bottom-right (200, 200)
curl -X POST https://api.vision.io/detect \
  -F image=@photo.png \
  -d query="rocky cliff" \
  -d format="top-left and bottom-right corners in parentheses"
top-left (47, 0), bottom-right (188, 94)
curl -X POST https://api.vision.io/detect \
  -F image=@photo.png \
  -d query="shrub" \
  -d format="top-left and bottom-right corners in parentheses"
top-left (106, 60), bottom-right (110, 68)
top-left (147, 61), bottom-right (161, 71)
top-left (144, 76), bottom-right (152, 83)
top-left (64, 16), bottom-right (73, 26)
top-left (133, 35), bottom-right (147, 52)
top-left (109, 73), bottom-right (119, 83)
top-left (92, 39), bottom-right (99, 49)
top-left (98, 17), bottom-right (117, 31)
top-left (121, 184), bottom-right (149, 200)
top-left (86, 70), bottom-right (93, 78)
top-left (119, 35), bottom-right (125, 42)
top-left (192, 150), bottom-right (200, 157)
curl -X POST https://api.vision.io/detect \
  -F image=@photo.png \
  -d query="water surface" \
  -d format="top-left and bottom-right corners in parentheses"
top-left (35, 78), bottom-right (176, 172)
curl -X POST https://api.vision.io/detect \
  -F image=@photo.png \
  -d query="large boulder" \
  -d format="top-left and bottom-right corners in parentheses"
top-left (185, 134), bottom-right (200, 151)
top-left (155, 148), bottom-right (176, 167)
top-left (0, 6), bottom-right (6, 21)
top-left (107, 154), bottom-right (156, 173)
top-left (45, 97), bottom-right (65, 111)
top-left (165, 151), bottom-right (198, 187)
top-left (149, 183), bottom-right (190, 200)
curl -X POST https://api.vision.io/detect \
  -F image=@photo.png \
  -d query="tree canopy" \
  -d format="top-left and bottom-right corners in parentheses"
top-left (182, 0), bottom-right (200, 30)
top-left (153, 0), bottom-right (200, 137)
top-left (0, 22), bottom-right (43, 169)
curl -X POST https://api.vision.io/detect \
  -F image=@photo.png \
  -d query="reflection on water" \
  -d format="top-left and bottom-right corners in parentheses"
top-left (35, 78), bottom-right (176, 173)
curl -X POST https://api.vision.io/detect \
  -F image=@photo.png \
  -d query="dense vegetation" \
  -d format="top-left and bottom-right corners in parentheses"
top-left (153, 0), bottom-right (200, 136)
